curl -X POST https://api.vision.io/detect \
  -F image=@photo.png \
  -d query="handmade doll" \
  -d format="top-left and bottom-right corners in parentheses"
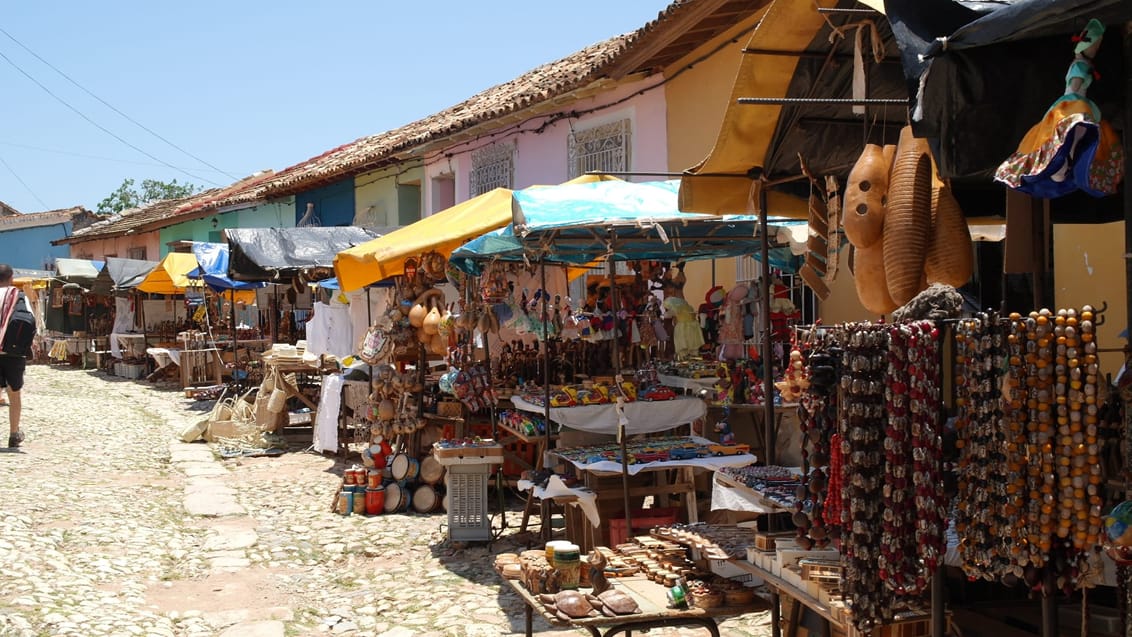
top-left (995, 18), bottom-right (1123, 198)
top-left (718, 285), bottom-right (749, 361)
top-left (663, 296), bottom-right (703, 359)
top-left (698, 286), bottom-right (724, 348)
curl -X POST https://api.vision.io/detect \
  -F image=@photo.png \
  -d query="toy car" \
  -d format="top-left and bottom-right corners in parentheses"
top-left (668, 447), bottom-right (705, 461)
top-left (638, 385), bottom-right (677, 401)
top-left (709, 443), bottom-right (751, 457)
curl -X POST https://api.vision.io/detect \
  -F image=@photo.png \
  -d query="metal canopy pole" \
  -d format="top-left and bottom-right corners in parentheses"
top-left (738, 97), bottom-right (909, 106)
top-left (758, 186), bottom-right (776, 466)
top-left (607, 231), bottom-right (632, 538)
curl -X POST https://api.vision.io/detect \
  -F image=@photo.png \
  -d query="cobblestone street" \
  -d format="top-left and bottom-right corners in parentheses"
top-left (0, 365), bottom-right (774, 637)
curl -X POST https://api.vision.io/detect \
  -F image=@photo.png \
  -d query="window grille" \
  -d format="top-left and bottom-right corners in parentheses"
top-left (568, 118), bottom-right (631, 178)
top-left (469, 143), bottom-right (514, 196)
top-left (127, 247), bottom-right (147, 261)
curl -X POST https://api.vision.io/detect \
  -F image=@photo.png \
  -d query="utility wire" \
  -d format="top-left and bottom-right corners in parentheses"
top-left (0, 153), bottom-right (49, 209)
top-left (0, 47), bottom-right (222, 187)
top-left (0, 139), bottom-right (232, 172)
top-left (0, 27), bottom-right (238, 182)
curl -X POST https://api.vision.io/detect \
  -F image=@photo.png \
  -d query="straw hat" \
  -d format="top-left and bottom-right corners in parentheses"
top-left (925, 173), bottom-right (974, 287)
top-left (883, 126), bottom-right (932, 306)
top-left (852, 244), bottom-right (898, 315)
top-left (843, 144), bottom-right (889, 248)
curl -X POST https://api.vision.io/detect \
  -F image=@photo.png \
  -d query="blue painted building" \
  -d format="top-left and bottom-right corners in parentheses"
top-left (295, 178), bottom-right (355, 227)
top-left (0, 206), bottom-right (96, 270)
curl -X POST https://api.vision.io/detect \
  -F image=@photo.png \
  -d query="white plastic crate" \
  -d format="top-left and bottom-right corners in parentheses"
top-left (446, 464), bottom-right (492, 541)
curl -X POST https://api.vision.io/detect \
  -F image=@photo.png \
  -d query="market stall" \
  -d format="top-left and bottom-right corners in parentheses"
top-left (43, 258), bottom-right (107, 365)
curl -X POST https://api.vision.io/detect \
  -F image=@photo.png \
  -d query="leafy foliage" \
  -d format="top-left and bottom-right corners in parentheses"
top-left (96, 178), bottom-right (201, 215)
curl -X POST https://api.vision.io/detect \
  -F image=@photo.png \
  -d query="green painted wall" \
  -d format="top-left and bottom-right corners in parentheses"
top-left (354, 165), bottom-right (423, 229)
top-left (157, 198), bottom-right (295, 257)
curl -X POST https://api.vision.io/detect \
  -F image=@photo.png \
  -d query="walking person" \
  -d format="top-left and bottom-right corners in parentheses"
top-left (0, 264), bottom-right (30, 448)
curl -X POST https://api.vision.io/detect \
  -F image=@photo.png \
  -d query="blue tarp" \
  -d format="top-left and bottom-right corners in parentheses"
top-left (450, 179), bottom-right (804, 273)
top-left (190, 242), bottom-right (266, 292)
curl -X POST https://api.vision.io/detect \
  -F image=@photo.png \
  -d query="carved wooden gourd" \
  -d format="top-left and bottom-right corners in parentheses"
top-left (853, 244), bottom-right (898, 315)
top-left (883, 126), bottom-right (933, 306)
top-left (843, 144), bottom-right (889, 249)
top-left (925, 173), bottom-right (975, 287)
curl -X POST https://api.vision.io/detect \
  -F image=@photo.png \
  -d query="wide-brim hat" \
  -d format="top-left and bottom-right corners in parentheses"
top-left (1075, 18), bottom-right (1105, 54)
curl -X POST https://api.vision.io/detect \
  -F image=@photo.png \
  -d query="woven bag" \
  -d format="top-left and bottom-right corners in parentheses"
top-left (883, 126), bottom-right (932, 306)
top-left (925, 173), bottom-right (974, 287)
top-left (843, 144), bottom-right (889, 248)
top-left (853, 244), bottom-right (898, 315)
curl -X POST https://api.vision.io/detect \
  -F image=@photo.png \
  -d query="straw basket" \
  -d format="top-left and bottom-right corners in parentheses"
top-left (853, 244), bottom-right (898, 315)
top-left (925, 174), bottom-right (974, 287)
top-left (843, 144), bottom-right (889, 249)
top-left (883, 126), bottom-right (932, 306)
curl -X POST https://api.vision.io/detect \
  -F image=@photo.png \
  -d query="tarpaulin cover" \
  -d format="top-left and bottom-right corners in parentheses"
top-left (54, 258), bottom-right (105, 285)
top-left (335, 174), bottom-right (619, 292)
top-left (137, 252), bottom-right (200, 295)
top-left (227, 226), bottom-right (379, 282)
top-left (887, 0), bottom-right (1131, 179)
top-left (680, 0), bottom-right (904, 216)
top-left (190, 242), bottom-right (266, 293)
top-left (92, 257), bottom-right (158, 295)
top-left (502, 179), bottom-right (804, 270)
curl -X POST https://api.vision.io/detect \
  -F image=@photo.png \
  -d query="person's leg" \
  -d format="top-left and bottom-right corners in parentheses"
top-left (8, 388), bottom-right (19, 437)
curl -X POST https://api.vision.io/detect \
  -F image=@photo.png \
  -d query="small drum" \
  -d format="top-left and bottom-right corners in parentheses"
top-left (390, 454), bottom-right (420, 483)
top-left (411, 484), bottom-right (442, 514)
top-left (383, 482), bottom-right (411, 514)
top-left (420, 455), bottom-right (445, 485)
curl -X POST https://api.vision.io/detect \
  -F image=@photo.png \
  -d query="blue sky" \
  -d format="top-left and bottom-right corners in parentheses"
top-left (0, 1), bottom-right (666, 213)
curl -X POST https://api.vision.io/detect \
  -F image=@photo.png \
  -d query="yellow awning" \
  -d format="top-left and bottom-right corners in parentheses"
top-left (137, 252), bottom-right (201, 295)
top-left (334, 174), bottom-right (617, 292)
top-left (679, 0), bottom-right (834, 219)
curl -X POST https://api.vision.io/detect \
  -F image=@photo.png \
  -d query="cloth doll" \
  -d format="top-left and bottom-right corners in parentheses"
top-left (698, 286), bottom-right (724, 347)
top-left (995, 18), bottom-right (1123, 198)
top-left (718, 285), bottom-right (749, 361)
top-left (663, 296), bottom-right (703, 359)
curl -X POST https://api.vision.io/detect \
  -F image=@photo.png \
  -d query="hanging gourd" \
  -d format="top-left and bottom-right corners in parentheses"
top-left (925, 172), bottom-right (975, 287)
top-left (883, 126), bottom-right (932, 306)
top-left (853, 244), bottom-right (898, 315)
top-left (842, 144), bottom-right (889, 248)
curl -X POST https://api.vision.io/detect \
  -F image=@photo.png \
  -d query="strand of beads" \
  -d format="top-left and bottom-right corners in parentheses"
top-left (838, 324), bottom-right (893, 633)
top-left (954, 315), bottom-right (1004, 580)
top-left (1075, 307), bottom-right (1104, 556)
top-left (1005, 313), bottom-right (1040, 572)
top-left (909, 321), bottom-right (945, 582)
top-left (1026, 310), bottom-right (1057, 565)
top-left (881, 323), bottom-right (919, 594)
top-left (825, 431), bottom-right (844, 533)
top-left (796, 339), bottom-right (839, 549)
top-left (1053, 309), bottom-right (1075, 548)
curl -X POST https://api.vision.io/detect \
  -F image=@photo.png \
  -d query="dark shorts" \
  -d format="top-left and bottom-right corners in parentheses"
top-left (0, 355), bottom-right (25, 391)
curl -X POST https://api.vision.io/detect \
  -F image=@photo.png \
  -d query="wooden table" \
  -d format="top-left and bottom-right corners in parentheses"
top-left (495, 418), bottom-right (560, 533)
top-left (503, 574), bottom-right (726, 637)
top-left (729, 559), bottom-right (935, 637)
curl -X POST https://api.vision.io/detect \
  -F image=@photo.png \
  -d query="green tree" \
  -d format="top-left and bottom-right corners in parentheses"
top-left (96, 178), bottom-right (201, 215)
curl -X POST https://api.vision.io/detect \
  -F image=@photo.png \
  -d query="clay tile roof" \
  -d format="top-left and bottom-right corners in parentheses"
top-left (208, 0), bottom-right (745, 209)
top-left (55, 194), bottom-right (212, 245)
top-left (0, 206), bottom-right (89, 233)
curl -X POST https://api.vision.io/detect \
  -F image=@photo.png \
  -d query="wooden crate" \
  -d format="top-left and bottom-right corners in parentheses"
top-left (754, 531), bottom-right (795, 552)
top-left (180, 348), bottom-right (223, 388)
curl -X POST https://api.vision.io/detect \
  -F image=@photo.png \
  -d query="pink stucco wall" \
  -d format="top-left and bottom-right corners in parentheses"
top-left (65, 232), bottom-right (161, 262)
top-left (422, 76), bottom-right (668, 214)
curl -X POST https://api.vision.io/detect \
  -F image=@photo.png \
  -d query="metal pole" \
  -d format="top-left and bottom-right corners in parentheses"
top-left (607, 232), bottom-right (632, 537)
top-left (541, 259), bottom-right (553, 541)
top-left (758, 186), bottom-right (776, 465)
top-left (1123, 22), bottom-right (1132, 348)
top-left (738, 97), bottom-right (909, 106)
top-left (1042, 570), bottom-right (1057, 637)
top-left (230, 288), bottom-right (237, 354)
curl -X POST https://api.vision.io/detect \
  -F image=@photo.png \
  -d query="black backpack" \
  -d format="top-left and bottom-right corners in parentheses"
top-left (2, 291), bottom-right (36, 358)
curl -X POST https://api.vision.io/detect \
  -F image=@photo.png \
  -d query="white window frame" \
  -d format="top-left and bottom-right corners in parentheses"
top-left (469, 142), bottom-right (514, 196)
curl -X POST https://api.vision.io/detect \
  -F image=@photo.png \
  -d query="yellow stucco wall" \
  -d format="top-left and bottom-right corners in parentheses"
top-left (663, 14), bottom-right (760, 306)
top-left (1054, 222), bottom-right (1127, 379)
